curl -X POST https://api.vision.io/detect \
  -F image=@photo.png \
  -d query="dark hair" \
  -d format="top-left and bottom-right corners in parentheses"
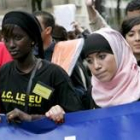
top-left (52, 24), bottom-right (67, 42)
top-left (126, 0), bottom-right (140, 14)
top-left (67, 31), bottom-right (77, 40)
top-left (33, 11), bottom-right (55, 33)
top-left (2, 11), bottom-right (44, 58)
top-left (121, 16), bottom-right (140, 37)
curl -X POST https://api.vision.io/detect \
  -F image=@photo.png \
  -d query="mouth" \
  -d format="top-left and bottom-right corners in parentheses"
top-left (134, 44), bottom-right (140, 47)
top-left (9, 51), bottom-right (19, 56)
top-left (95, 72), bottom-right (105, 79)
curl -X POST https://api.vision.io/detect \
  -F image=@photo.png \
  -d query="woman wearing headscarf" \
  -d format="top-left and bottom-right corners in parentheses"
top-left (83, 27), bottom-right (140, 108)
top-left (0, 11), bottom-right (84, 123)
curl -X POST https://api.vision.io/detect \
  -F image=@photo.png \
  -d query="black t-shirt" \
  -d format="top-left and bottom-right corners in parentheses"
top-left (0, 60), bottom-right (83, 114)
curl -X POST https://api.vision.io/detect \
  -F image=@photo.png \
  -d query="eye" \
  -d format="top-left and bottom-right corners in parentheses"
top-left (86, 59), bottom-right (93, 64)
top-left (98, 54), bottom-right (106, 59)
top-left (14, 35), bottom-right (23, 40)
top-left (127, 33), bottom-right (134, 37)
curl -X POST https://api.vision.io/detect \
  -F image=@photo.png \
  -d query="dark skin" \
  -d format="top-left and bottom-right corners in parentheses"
top-left (4, 25), bottom-right (36, 73)
top-left (3, 25), bottom-right (65, 123)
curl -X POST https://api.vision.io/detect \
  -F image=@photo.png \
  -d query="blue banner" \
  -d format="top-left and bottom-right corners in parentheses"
top-left (1, 102), bottom-right (140, 140)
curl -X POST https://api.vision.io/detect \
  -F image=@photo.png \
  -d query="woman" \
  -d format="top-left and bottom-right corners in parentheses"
top-left (121, 16), bottom-right (140, 66)
top-left (82, 27), bottom-right (140, 108)
top-left (0, 11), bottom-right (84, 123)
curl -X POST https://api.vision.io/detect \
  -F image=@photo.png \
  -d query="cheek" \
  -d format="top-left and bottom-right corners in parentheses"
top-left (20, 40), bottom-right (32, 52)
top-left (41, 31), bottom-right (45, 41)
top-left (126, 37), bottom-right (134, 47)
top-left (108, 59), bottom-right (117, 79)
top-left (87, 64), bottom-right (95, 75)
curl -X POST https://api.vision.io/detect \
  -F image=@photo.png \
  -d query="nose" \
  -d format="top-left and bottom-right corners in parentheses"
top-left (94, 59), bottom-right (101, 70)
top-left (135, 33), bottom-right (140, 41)
top-left (8, 38), bottom-right (16, 49)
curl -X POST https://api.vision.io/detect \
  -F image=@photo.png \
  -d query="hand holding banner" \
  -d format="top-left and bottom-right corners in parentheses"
top-left (1, 102), bottom-right (140, 140)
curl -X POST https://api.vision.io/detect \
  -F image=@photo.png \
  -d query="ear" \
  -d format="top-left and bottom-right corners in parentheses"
top-left (44, 26), bottom-right (52, 35)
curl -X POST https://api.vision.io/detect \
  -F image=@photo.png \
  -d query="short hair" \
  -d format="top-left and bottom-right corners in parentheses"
top-left (52, 24), bottom-right (67, 42)
top-left (33, 11), bottom-right (55, 31)
top-left (126, 0), bottom-right (140, 14)
top-left (120, 16), bottom-right (140, 37)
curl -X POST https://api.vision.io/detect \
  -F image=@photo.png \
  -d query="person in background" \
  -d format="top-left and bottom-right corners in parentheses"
top-left (0, 11), bottom-right (84, 123)
top-left (69, 21), bottom-right (90, 39)
top-left (85, 0), bottom-right (108, 32)
top-left (0, 42), bottom-right (13, 68)
top-left (52, 24), bottom-right (68, 43)
top-left (31, 0), bottom-right (42, 12)
top-left (85, 0), bottom-right (140, 32)
top-left (121, 16), bottom-right (140, 66)
top-left (33, 11), bottom-right (55, 61)
top-left (82, 27), bottom-right (140, 108)
top-left (125, 0), bottom-right (140, 18)
top-left (34, 11), bottom-right (91, 97)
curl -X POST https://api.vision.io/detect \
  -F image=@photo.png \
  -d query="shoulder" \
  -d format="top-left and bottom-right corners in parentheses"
top-left (42, 59), bottom-right (67, 72)
top-left (41, 59), bottom-right (71, 80)
top-left (0, 61), bottom-right (14, 72)
top-left (0, 61), bottom-right (14, 80)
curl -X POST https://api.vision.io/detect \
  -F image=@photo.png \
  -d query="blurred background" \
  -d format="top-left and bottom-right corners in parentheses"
top-left (0, 0), bottom-right (131, 30)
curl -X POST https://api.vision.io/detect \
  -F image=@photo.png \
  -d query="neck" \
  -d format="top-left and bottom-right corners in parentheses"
top-left (43, 36), bottom-right (53, 51)
top-left (134, 53), bottom-right (140, 62)
top-left (15, 54), bottom-right (37, 74)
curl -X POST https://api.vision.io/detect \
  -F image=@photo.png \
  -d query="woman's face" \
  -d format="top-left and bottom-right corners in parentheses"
top-left (3, 25), bottom-right (33, 59)
top-left (125, 24), bottom-right (140, 55)
top-left (86, 52), bottom-right (117, 82)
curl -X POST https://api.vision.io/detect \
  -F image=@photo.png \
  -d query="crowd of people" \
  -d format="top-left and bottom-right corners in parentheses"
top-left (0, 0), bottom-right (140, 125)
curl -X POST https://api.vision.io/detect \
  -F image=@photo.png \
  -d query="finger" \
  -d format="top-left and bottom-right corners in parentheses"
top-left (50, 106), bottom-right (65, 122)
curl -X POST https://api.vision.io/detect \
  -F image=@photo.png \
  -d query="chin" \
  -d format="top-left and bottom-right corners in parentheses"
top-left (98, 78), bottom-right (111, 82)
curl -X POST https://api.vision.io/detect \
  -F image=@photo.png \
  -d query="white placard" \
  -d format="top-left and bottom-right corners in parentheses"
top-left (53, 4), bottom-right (76, 31)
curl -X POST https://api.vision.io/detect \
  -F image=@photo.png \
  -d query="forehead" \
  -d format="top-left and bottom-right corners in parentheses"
top-left (127, 10), bottom-right (140, 18)
top-left (130, 24), bottom-right (140, 31)
top-left (2, 24), bottom-right (27, 36)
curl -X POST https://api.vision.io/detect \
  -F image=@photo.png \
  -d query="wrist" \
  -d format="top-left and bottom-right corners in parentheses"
top-left (30, 114), bottom-right (44, 121)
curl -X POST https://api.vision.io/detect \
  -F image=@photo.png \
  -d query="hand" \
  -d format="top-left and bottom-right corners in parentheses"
top-left (45, 105), bottom-right (65, 124)
top-left (85, 0), bottom-right (95, 6)
top-left (71, 21), bottom-right (84, 33)
top-left (7, 108), bottom-right (32, 123)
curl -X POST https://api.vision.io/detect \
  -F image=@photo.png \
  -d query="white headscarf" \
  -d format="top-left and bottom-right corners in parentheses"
top-left (91, 28), bottom-right (140, 107)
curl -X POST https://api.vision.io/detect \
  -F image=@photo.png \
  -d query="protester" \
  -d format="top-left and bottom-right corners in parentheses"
top-left (121, 16), bottom-right (140, 66)
top-left (69, 21), bottom-right (90, 39)
top-left (0, 42), bottom-right (13, 68)
top-left (125, 0), bottom-right (140, 18)
top-left (33, 11), bottom-right (55, 61)
top-left (52, 24), bottom-right (68, 43)
top-left (0, 11), bottom-right (84, 123)
top-left (31, 0), bottom-right (42, 12)
top-left (85, 0), bottom-right (140, 32)
top-left (85, 0), bottom-right (109, 32)
top-left (34, 11), bottom-right (91, 96)
top-left (82, 27), bottom-right (140, 108)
